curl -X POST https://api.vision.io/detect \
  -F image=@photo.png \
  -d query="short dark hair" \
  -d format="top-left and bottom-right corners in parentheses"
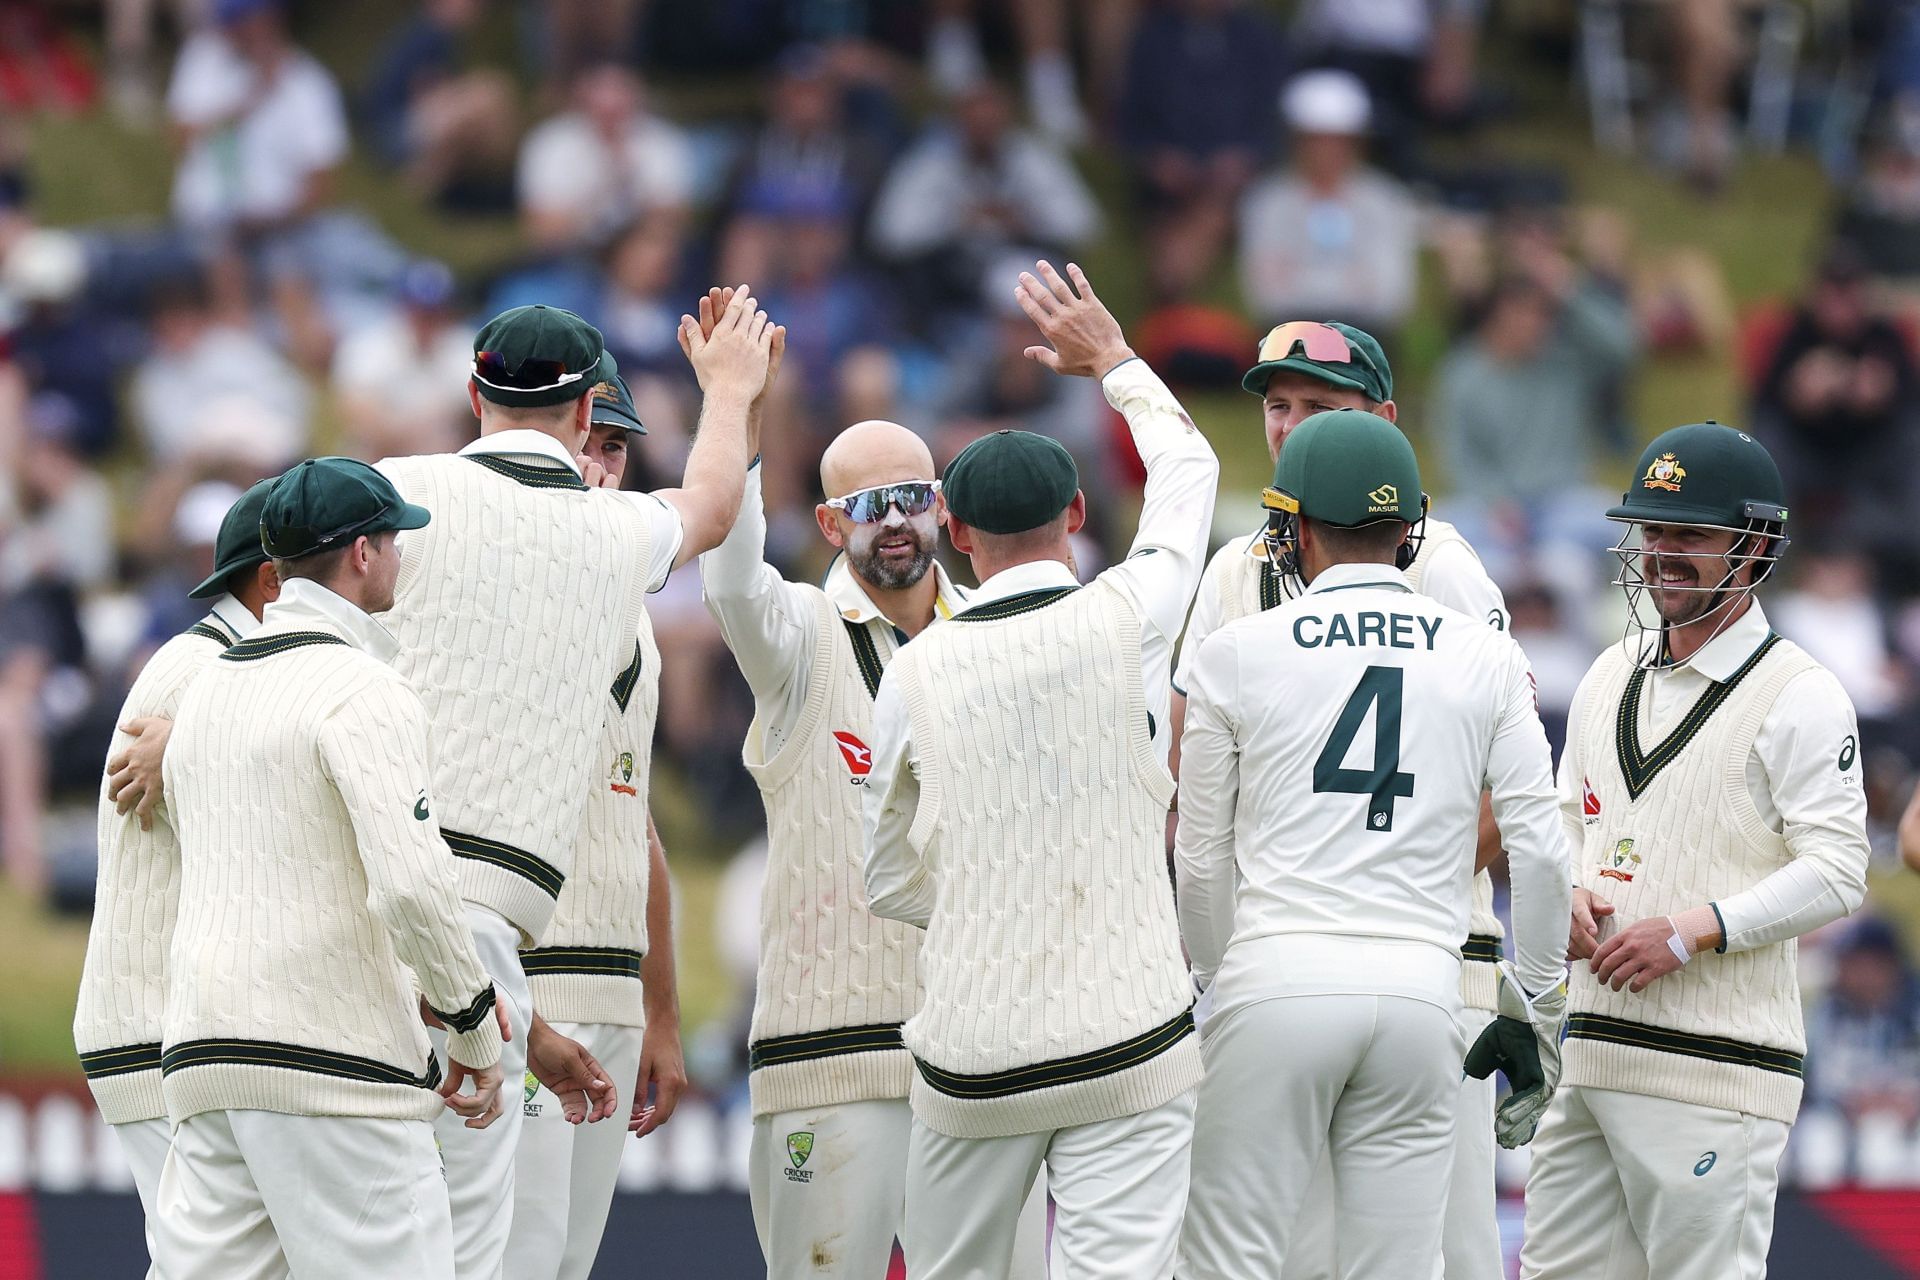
top-left (1304, 516), bottom-right (1405, 564)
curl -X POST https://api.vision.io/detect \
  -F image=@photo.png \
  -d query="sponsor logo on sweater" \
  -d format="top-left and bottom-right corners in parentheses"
top-left (414, 790), bottom-right (430, 821)
top-left (1582, 777), bottom-right (1601, 823)
top-left (610, 751), bottom-right (637, 796)
top-left (785, 1131), bottom-right (815, 1184)
top-left (832, 732), bottom-right (872, 785)
top-left (1599, 837), bottom-right (1639, 883)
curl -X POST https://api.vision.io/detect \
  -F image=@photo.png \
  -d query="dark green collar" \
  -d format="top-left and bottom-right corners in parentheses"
top-left (221, 631), bottom-right (351, 663)
top-left (1615, 633), bottom-right (1781, 799)
top-left (466, 453), bottom-right (589, 492)
top-left (952, 586), bottom-right (1080, 622)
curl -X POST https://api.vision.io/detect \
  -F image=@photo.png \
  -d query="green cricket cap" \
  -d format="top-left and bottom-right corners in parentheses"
top-left (942, 430), bottom-right (1079, 535)
top-left (1266, 408), bottom-right (1422, 527)
top-left (188, 476), bottom-right (279, 599)
top-left (1241, 321), bottom-right (1393, 403)
top-left (1607, 421), bottom-right (1789, 529)
top-left (588, 371), bottom-right (647, 434)
top-left (470, 304), bottom-right (615, 408)
top-left (260, 457), bottom-right (431, 560)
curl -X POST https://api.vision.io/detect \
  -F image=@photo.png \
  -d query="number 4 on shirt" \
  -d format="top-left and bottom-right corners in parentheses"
top-left (1314, 665), bottom-right (1416, 832)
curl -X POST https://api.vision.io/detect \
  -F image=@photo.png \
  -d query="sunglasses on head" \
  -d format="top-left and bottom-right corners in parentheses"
top-left (1257, 321), bottom-right (1365, 369)
top-left (825, 481), bottom-right (941, 523)
top-left (471, 350), bottom-right (590, 393)
top-left (259, 506), bottom-right (397, 560)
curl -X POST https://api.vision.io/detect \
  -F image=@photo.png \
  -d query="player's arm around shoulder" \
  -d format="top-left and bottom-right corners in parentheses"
top-left (316, 673), bottom-right (503, 1073)
top-left (861, 653), bottom-right (935, 929)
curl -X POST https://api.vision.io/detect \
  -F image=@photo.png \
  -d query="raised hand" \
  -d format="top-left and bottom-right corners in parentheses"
top-left (1014, 261), bottom-right (1136, 380)
top-left (678, 284), bottom-right (777, 403)
top-left (683, 285), bottom-right (786, 405)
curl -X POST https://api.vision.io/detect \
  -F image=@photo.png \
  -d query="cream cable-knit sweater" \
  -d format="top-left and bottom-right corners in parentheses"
top-left (161, 581), bottom-right (502, 1123)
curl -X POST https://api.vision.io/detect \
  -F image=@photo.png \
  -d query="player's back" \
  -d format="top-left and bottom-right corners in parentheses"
top-left (376, 451), bottom-right (651, 944)
top-left (1204, 568), bottom-right (1528, 958)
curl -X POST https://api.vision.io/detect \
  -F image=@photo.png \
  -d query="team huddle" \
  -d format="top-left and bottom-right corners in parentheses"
top-left (70, 261), bottom-right (1869, 1280)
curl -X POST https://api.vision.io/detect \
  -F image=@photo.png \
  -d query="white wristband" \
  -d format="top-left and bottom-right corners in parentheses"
top-left (1665, 918), bottom-right (1693, 965)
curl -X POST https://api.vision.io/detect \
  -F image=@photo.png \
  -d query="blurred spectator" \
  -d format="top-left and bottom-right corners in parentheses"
top-left (1430, 264), bottom-right (1637, 562)
top-left (598, 213), bottom-right (690, 380)
top-left (716, 44), bottom-right (895, 289)
top-left (166, 0), bottom-right (350, 236)
top-left (130, 280), bottom-right (309, 466)
top-left (517, 62), bottom-right (693, 254)
top-left (1290, 0), bottom-right (1481, 168)
top-left (1773, 548), bottom-right (1905, 728)
top-left (925, 0), bottom-right (1131, 146)
top-left (360, 0), bottom-right (519, 211)
top-left (1834, 106), bottom-right (1920, 280)
top-left (1237, 70), bottom-right (1418, 334)
top-left (0, 398), bottom-right (113, 897)
top-left (1753, 247), bottom-right (1920, 579)
top-left (1118, 0), bottom-right (1283, 302)
top-left (1805, 917), bottom-right (1920, 1124)
top-left (330, 260), bottom-right (473, 458)
top-left (3, 229), bottom-right (127, 454)
top-left (105, 0), bottom-right (207, 121)
top-left (756, 187), bottom-right (898, 426)
top-left (869, 81), bottom-right (1100, 326)
top-left (1668, 0), bottom-right (1738, 191)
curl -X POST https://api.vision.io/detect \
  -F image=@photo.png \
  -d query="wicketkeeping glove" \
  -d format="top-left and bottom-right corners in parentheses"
top-left (1463, 961), bottom-right (1568, 1149)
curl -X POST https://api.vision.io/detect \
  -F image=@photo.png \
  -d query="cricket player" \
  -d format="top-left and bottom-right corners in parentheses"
top-left (73, 476), bottom-right (279, 1268)
top-left (1174, 410), bottom-right (1572, 1279)
top-left (373, 294), bottom-right (771, 1276)
top-left (505, 373), bottom-right (687, 1280)
top-left (152, 458), bottom-right (507, 1280)
top-left (1170, 321), bottom-right (1512, 1280)
top-left (863, 261), bottom-right (1218, 1279)
top-left (694, 287), bottom-right (1054, 1277)
top-left (1520, 422), bottom-right (1870, 1280)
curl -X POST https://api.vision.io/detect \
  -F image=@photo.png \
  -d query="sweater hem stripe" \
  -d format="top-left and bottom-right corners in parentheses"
top-left (161, 1038), bottom-right (444, 1089)
top-left (914, 1008), bottom-right (1194, 1099)
top-left (443, 827), bottom-right (564, 898)
top-left (79, 1041), bottom-right (164, 1079)
top-left (1461, 934), bottom-right (1503, 965)
top-left (1566, 1013), bottom-right (1802, 1078)
top-left (750, 1022), bottom-right (904, 1071)
top-left (521, 946), bottom-right (643, 979)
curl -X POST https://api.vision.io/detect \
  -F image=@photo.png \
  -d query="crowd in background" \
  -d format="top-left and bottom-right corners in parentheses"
top-left (6, 0), bottom-right (1920, 1154)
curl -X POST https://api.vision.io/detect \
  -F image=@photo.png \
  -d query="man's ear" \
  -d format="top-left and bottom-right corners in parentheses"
top-left (467, 379), bottom-right (484, 419)
top-left (1376, 398), bottom-right (1399, 425)
top-left (257, 560), bottom-right (283, 602)
top-left (947, 514), bottom-right (975, 555)
top-left (815, 504), bottom-right (847, 549)
top-left (1064, 491), bottom-right (1087, 536)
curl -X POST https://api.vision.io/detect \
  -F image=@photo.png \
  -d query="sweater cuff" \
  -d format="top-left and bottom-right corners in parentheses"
top-left (430, 984), bottom-right (497, 1035)
top-left (447, 1020), bottom-right (503, 1072)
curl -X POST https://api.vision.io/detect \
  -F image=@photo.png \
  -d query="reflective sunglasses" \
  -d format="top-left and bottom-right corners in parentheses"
top-left (825, 481), bottom-right (941, 523)
top-left (1257, 320), bottom-right (1362, 368)
top-left (471, 349), bottom-right (590, 393)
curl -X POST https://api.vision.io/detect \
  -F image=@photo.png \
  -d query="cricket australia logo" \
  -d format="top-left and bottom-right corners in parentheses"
top-left (784, 1131), bottom-right (815, 1184)
top-left (1641, 452), bottom-right (1687, 493)
top-left (1599, 837), bottom-right (1640, 883)
top-left (609, 751), bottom-right (637, 796)
top-left (831, 731), bottom-right (872, 786)
top-left (522, 1071), bottom-right (542, 1118)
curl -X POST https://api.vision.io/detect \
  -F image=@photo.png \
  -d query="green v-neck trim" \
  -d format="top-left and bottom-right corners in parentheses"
top-left (844, 620), bottom-right (886, 699)
top-left (1615, 633), bottom-right (1781, 800)
top-left (952, 586), bottom-right (1080, 622)
top-left (466, 453), bottom-right (589, 492)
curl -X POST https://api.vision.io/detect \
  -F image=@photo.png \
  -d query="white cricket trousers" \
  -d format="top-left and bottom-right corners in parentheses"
top-left (114, 1116), bottom-right (171, 1278)
top-left (150, 1109), bottom-right (452, 1280)
top-left (904, 1091), bottom-right (1196, 1280)
top-left (503, 1020), bottom-right (646, 1280)
top-left (1279, 1002), bottom-right (1501, 1280)
top-left (1180, 993), bottom-right (1461, 1280)
top-left (1519, 1084), bottom-right (1790, 1280)
top-left (429, 904), bottom-right (532, 1280)
top-left (749, 1097), bottom-right (1051, 1279)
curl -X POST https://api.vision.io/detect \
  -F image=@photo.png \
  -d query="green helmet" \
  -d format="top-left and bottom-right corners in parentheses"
top-left (1261, 409), bottom-right (1427, 580)
top-left (1607, 422), bottom-right (1788, 530)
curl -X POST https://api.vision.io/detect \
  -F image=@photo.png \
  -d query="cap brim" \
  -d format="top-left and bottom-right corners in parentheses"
top-left (391, 502), bottom-right (432, 531)
top-left (1605, 500), bottom-right (1755, 527)
top-left (188, 564), bottom-right (239, 599)
top-left (590, 402), bottom-right (647, 435)
top-left (1240, 356), bottom-right (1373, 398)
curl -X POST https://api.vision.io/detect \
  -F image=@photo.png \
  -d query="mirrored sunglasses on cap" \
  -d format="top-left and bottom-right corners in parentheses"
top-left (825, 481), bottom-right (941, 523)
top-left (259, 505), bottom-right (402, 559)
top-left (1257, 320), bottom-right (1356, 365)
top-left (471, 350), bottom-right (590, 393)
